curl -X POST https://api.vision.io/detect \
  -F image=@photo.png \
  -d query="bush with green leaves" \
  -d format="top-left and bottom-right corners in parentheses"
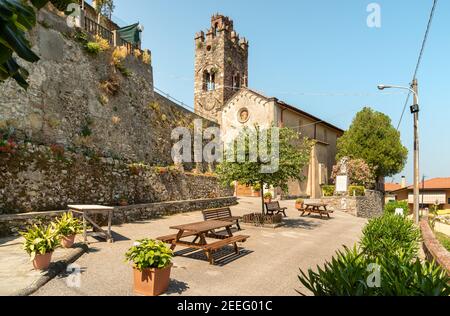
top-left (321, 185), bottom-right (335, 197)
top-left (298, 246), bottom-right (450, 296)
top-left (125, 239), bottom-right (173, 271)
top-left (21, 224), bottom-right (60, 260)
top-left (54, 212), bottom-right (83, 237)
top-left (384, 200), bottom-right (409, 215)
top-left (263, 192), bottom-right (272, 200)
top-left (360, 213), bottom-right (421, 260)
top-left (85, 42), bottom-right (102, 55)
top-left (348, 185), bottom-right (365, 197)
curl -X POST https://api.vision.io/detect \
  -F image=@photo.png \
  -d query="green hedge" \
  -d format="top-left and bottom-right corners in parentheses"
top-left (348, 185), bottom-right (365, 196)
top-left (384, 200), bottom-right (409, 215)
top-left (321, 185), bottom-right (335, 197)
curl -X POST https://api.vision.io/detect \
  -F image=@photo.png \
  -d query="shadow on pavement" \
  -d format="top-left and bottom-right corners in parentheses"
top-left (166, 279), bottom-right (190, 295)
top-left (282, 218), bottom-right (324, 230)
top-left (176, 246), bottom-right (253, 267)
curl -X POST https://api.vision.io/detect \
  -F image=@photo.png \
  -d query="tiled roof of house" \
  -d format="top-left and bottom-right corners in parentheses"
top-left (385, 183), bottom-right (402, 192)
top-left (392, 177), bottom-right (450, 192)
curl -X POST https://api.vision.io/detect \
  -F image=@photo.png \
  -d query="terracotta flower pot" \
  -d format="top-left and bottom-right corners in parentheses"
top-left (295, 203), bottom-right (304, 210)
top-left (61, 235), bottom-right (76, 248)
top-left (264, 199), bottom-right (272, 204)
top-left (133, 264), bottom-right (172, 296)
top-left (33, 252), bottom-right (53, 270)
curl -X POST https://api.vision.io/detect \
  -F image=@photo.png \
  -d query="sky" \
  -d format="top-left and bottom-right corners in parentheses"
top-left (105, 0), bottom-right (449, 184)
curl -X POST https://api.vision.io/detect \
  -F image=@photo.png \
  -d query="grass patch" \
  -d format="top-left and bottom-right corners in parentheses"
top-left (435, 232), bottom-right (450, 252)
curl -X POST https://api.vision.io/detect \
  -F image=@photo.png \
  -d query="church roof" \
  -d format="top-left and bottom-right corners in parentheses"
top-left (235, 88), bottom-right (345, 133)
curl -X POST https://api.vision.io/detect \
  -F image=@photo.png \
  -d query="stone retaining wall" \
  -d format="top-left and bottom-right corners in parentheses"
top-left (321, 190), bottom-right (384, 219)
top-left (420, 218), bottom-right (450, 277)
top-left (0, 197), bottom-right (237, 237)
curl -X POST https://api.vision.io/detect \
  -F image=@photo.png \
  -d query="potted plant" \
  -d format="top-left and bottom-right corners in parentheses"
top-left (118, 195), bottom-right (128, 206)
top-left (295, 198), bottom-right (305, 210)
top-left (54, 212), bottom-right (83, 248)
top-left (125, 239), bottom-right (174, 296)
top-left (21, 224), bottom-right (60, 270)
top-left (264, 192), bottom-right (273, 204)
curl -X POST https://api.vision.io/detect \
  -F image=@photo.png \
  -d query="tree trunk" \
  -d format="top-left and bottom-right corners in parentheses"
top-left (260, 181), bottom-right (265, 215)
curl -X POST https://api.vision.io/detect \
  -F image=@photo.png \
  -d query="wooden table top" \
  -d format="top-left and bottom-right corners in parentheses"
top-left (68, 205), bottom-right (114, 211)
top-left (304, 203), bottom-right (328, 207)
top-left (170, 220), bottom-right (233, 233)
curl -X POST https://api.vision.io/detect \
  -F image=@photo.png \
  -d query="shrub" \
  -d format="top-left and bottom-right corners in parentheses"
top-left (321, 185), bottom-right (335, 197)
top-left (125, 239), bottom-right (173, 271)
top-left (21, 225), bottom-right (60, 260)
top-left (54, 212), bottom-right (83, 237)
top-left (142, 50), bottom-right (151, 65)
top-left (384, 200), bottom-right (409, 215)
top-left (360, 214), bottom-right (421, 260)
top-left (348, 185), bottom-right (365, 196)
top-left (93, 35), bottom-right (110, 51)
top-left (264, 192), bottom-right (273, 200)
top-left (331, 158), bottom-right (376, 189)
top-left (112, 46), bottom-right (128, 66)
top-left (298, 246), bottom-right (450, 296)
top-left (296, 198), bottom-right (304, 204)
top-left (85, 42), bottom-right (101, 54)
top-left (252, 183), bottom-right (261, 192)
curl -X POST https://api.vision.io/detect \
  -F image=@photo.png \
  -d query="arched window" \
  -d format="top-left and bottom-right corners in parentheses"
top-left (204, 70), bottom-right (215, 91)
top-left (233, 73), bottom-right (241, 91)
top-left (213, 22), bottom-right (219, 36)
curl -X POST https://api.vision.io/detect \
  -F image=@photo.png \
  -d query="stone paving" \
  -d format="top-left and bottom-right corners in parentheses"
top-left (0, 198), bottom-right (368, 296)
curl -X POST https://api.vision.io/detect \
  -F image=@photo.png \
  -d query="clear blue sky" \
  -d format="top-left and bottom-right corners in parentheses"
top-left (106, 0), bottom-right (449, 184)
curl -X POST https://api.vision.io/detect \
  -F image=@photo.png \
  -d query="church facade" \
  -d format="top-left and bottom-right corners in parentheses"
top-left (194, 14), bottom-right (344, 199)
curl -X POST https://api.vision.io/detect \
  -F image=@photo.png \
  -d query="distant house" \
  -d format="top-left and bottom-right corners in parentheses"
top-left (384, 182), bottom-right (402, 203)
top-left (391, 177), bottom-right (450, 211)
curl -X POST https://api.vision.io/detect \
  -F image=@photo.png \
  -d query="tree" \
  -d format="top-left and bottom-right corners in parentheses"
top-left (94, 0), bottom-right (115, 21)
top-left (336, 107), bottom-right (408, 179)
top-left (0, 0), bottom-right (74, 89)
top-left (331, 158), bottom-right (376, 189)
top-left (216, 126), bottom-right (314, 214)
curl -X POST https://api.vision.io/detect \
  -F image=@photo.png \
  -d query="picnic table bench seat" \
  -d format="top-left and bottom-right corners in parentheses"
top-left (265, 202), bottom-right (287, 217)
top-left (202, 235), bottom-right (250, 265)
top-left (202, 208), bottom-right (242, 230)
top-left (157, 231), bottom-right (198, 243)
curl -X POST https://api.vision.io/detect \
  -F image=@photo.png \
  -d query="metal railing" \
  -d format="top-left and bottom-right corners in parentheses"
top-left (84, 16), bottom-right (114, 44)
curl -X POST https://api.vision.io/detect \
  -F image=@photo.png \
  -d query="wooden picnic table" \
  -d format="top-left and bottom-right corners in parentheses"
top-left (158, 220), bottom-right (249, 265)
top-left (299, 202), bottom-right (332, 219)
top-left (68, 205), bottom-right (114, 243)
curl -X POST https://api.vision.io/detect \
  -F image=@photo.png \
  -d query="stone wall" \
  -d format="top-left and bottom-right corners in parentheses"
top-left (420, 218), bottom-right (450, 277)
top-left (0, 8), bottom-right (213, 167)
top-left (0, 144), bottom-right (233, 214)
top-left (321, 190), bottom-right (384, 219)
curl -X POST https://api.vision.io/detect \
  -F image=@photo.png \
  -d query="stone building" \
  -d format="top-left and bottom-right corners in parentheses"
top-left (194, 15), bottom-right (344, 199)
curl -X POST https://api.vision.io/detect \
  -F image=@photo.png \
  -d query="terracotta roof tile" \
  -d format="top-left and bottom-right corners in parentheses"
top-left (395, 177), bottom-right (450, 191)
top-left (385, 183), bottom-right (402, 192)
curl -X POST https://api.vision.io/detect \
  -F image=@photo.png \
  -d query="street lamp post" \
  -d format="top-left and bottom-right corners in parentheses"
top-left (378, 81), bottom-right (420, 224)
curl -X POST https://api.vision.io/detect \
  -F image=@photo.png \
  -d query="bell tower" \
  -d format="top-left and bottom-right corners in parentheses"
top-left (194, 14), bottom-right (249, 123)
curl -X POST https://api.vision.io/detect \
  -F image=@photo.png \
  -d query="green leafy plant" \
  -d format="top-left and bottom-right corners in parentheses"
top-left (360, 213), bottom-right (421, 260)
top-left (54, 212), bottom-right (83, 237)
top-left (384, 200), bottom-right (409, 215)
top-left (21, 224), bottom-right (60, 260)
top-left (125, 239), bottom-right (173, 271)
top-left (298, 246), bottom-right (450, 296)
top-left (264, 192), bottom-right (273, 200)
top-left (296, 198), bottom-right (304, 204)
top-left (348, 185), bottom-right (365, 196)
top-left (0, 0), bottom-right (75, 88)
top-left (321, 185), bottom-right (335, 197)
top-left (85, 42), bottom-right (101, 54)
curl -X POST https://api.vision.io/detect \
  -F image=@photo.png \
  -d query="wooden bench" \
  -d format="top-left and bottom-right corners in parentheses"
top-left (202, 235), bottom-right (250, 265)
top-left (265, 202), bottom-right (287, 217)
top-left (157, 231), bottom-right (198, 243)
top-left (202, 208), bottom-right (242, 230)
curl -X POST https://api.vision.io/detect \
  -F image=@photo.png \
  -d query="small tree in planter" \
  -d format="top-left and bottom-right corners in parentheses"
top-left (54, 212), bottom-right (83, 248)
top-left (263, 192), bottom-right (273, 204)
top-left (21, 225), bottom-right (60, 270)
top-left (125, 239), bottom-right (174, 296)
top-left (295, 198), bottom-right (305, 210)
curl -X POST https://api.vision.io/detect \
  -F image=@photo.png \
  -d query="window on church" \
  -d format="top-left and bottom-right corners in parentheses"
top-left (206, 72), bottom-right (215, 91)
top-left (213, 23), bottom-right (219, 36)
top-left (233, 73), bottom-right (241, 90)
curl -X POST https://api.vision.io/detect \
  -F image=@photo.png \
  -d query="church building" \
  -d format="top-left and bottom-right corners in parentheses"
top-left (194, 14), bottom-right (344, 199)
